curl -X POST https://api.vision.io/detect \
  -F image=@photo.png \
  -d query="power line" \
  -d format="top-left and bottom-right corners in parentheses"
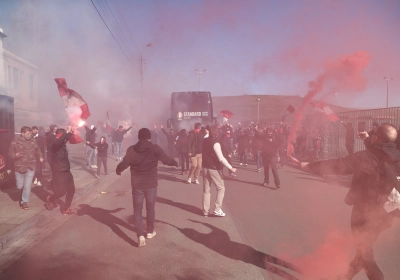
top-left (91, 0), bottom-right (135, 66)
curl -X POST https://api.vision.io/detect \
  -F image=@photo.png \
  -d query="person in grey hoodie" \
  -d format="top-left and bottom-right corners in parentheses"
top-left (116, 128), bottom-right (178, 247)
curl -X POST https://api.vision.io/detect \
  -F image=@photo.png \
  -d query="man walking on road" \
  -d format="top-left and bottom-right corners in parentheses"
top-left (47, 127), bottom-right (76, 215)
top-left (114, 125), bottom-right (132, 161)
top-left (9, 126), bottom-right (43, 210)
top-left (202, 125), bottom-right (237, 217)
top-left (262, 128), bottom-right (281, 188)
top-left (116, 128), bottom-right (178, 247)
top-left (301, 123), bottom-right (400, 280)
top-left (187, 123), bottom-right (203, 184)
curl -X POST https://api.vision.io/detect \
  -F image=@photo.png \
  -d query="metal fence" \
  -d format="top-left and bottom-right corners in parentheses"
top-left (307, 107), bottom-right (400, 159)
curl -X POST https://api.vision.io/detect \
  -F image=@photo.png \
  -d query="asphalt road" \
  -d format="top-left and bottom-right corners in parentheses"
top-left (1, 158), bottom-right (399, 280)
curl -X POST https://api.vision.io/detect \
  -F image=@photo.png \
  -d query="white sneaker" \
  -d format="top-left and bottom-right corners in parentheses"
top-left (92, 165), bottom-right (98, 168)
top-left (186, 179), bottom-right (192, 184)
top-left (195, 179), bottom-right (200, 184)
top-left (138, 236), bottom-right (146, 247)
top-left (213, 209), bottom-right (226, 217)
top-left (36, 181), bottom-right (42, 186)
top-left (239, 163), bottom-right (243, 166)
top-left (146, 231), bottom-right (156, 239)
top-left (33, 178), bottom-right (38, 185)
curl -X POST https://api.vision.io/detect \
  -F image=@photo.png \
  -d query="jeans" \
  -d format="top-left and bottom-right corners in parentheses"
top-left (132, 187), bottom-right (157, 237)
top-left (256, 150), bottom-right (263, 170)
top-left (115, 142), bottom-right (122, 158)
top-left (238, 150), bottom-right (247, 164)
top-left (49, 171), bottom-right (76, 210)
top-left (86, 147), bottom-right (96, 166)
top-left (97, 156), bottom-right (108, 176)
top-left (262, 155), bottom-right (280, 186)
top-left (15, 168), bottom-right (35, 204)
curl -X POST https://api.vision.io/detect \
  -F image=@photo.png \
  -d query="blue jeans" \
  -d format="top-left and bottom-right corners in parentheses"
top-left (15, 168), bottom-right (35, 204)
top-left (86, 146), bottom-right (96, 166)
top-left (256, 150), bottom-right (263, 170)
top-left (132, 187), bottom-right (157, 237)
top-left (115, 142), bottom-right (122, 158)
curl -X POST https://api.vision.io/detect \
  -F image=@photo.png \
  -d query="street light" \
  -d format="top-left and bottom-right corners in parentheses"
top-left (256, 98), bottom-right (261, 123)
top-left (384, 77), bottom-right (393, 108)
top-left (195, 69), bottom-right (206, 91)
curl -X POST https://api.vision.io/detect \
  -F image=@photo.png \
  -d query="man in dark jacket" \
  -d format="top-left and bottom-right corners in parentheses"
top-left (220, 130), bottom-right (234, 177)
top-left (175, 129), bottom-right (189, 175)
top-left (116, 128), bottom-right (178, 247)
top-left (46, 127), bottom-right (76, 215)
top-left (252, 124), bottom-right (264, 172)
top-left (114, 125), bottom-right (132, 161)
top-left (161, 125), bottom-right (176, 160)
top-left (262, 128), bottom-right (280, 188)
top-left (302, 123), bottom-right (400, 280)
top-left (237, 129), bottom-right (248, 166)
top-left (187, 123), bottom-right (203, 184)
top-left (85, 124), bottom-right (97, 168)
top-left (87, 136), bottom-right (108, 178)
top-left (32, 126), bottom-right (45, 186)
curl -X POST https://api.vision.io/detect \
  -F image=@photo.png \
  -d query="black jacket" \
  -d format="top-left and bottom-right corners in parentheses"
top-left (51, 132), bottom-right (72, 172)
top-left (116, 140), bottom-right (177, 188)
top-left (113, 127), bottom-right (132, 143)
top-left (175, 134), bottom-right (188, 153)
top-left (162, 129), bottom-right (176, 145)
top-left (310, 141), bottom-right (400, 205)
top-left (88, 141), bottom-right (109, 157)
top-left (85, 126), bottom-right (97, 144)
top-left (219, 136), bottom-right (232, 157)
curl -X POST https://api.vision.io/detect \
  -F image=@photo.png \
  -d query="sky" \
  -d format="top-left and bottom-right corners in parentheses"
top-left (0, 0), bottom-right (399, 125)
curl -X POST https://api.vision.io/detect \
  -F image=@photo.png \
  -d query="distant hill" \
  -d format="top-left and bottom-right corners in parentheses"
top-left (212, 95), bottom-right (355, 125)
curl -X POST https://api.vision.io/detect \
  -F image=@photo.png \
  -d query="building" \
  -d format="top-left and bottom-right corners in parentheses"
top-left (0, 27), bottom-right (53, 130)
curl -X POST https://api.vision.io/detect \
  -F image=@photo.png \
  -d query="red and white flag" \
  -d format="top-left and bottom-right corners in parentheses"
top-left (106, 111), bottom-right (113, 133)
top-left (54, 78), bottom-right (91, 120)
top-left (310, 101), bottom-right (339, 122)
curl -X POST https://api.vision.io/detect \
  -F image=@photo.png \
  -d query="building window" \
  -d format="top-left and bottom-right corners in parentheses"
top-left (29, 74), bottom-right (34, 100)
top-left (13, 67), bottom-right (19, 93)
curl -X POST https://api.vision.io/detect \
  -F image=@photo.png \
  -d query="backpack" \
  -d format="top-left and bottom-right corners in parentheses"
top-left (377, 160), bottom-right (400, 213)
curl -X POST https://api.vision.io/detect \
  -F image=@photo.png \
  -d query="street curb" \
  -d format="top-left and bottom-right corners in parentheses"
top-left (0, 173), bottom-right (122, 269)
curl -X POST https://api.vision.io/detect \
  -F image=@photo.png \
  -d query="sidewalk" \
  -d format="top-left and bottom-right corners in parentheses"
top-left (0, 143), bottom-right (121, 251)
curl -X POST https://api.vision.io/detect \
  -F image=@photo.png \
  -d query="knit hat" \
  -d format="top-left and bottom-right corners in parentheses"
top-left (138, 128), bottom-right (151, 140)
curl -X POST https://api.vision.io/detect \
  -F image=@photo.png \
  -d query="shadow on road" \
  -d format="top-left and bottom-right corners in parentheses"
top-left (159, 219), bottom-right (302, 280)
top-left (76, 204), bottom-right (137, 247)
top-left (157, 173), bottom-right (186, 183)
top-left (156, 196), bottom-right (201, 216)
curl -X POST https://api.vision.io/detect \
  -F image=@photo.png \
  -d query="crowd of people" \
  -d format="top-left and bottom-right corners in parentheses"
top-left (6, 119), bottom-right (400, 280)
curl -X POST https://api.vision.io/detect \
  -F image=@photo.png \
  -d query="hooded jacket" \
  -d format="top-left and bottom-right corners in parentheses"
top-left (116, 140), bottom-right (177, 188)
top-left (51, 132), bottom-right (72, 172)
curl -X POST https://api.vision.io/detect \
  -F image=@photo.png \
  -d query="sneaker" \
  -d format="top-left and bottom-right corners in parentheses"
top-left (239, 163), bottom-right (243, 166)
top-left (95, 174), bottom-right (100, 178)
top-left (47, 196), bottom-right (54, 210)
top-left (213, 209), bottom-right (226, 217)
top-left (203, 212), bottom-right (208, 217)
top-left (186, 179), bottom-right (192, 184)
top-left (229, 173), bottom-right (236, 177)
top-left (20, 202), bottom-right (29, 210)
top-left (92, 165), bottom-right (98, 168)
top-left (33, 178), bottom-right (38, 185)
top-left (62, 208), bottom-right (76, 215)
top-left (36, 181), bottom-right (42, 186)
top-left (146, 231), bottom-right (156, 239)
top-left (139, 236), bottom-right (146, 247)
top-left (194, 179), bottom-right (200, 184)
top-left (115, 158), bottom-right (119, 161)
top-left (244, 164), bottom-right (248, 167)
top-left (263, 182), bottom-right (269, 187)
top-left (257, 168), bottom-right (261, 172)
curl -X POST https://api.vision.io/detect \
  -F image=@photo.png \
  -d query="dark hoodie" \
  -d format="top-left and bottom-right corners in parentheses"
top-left (116, 140), bottom-right (177, 188)
top-left (309, 140), bottom-right (400, 204)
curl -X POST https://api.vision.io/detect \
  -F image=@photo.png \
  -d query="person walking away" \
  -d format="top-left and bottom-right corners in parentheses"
top-left (253, 124), bottom-right (264, 172)
top-left (262, 128), bottom-right (281, 188)
top-left (32, 126), bottom-right (45, 186)
top-left (85, 124), bottom-right (97, 168)
top-left (202, 125), bottom-right (237, 217)
top-left (114, 125), bottom-right (132, 161)
top-left (116, 128), bottom-right (178, 247)
top-left (161, 125), bottom-right (177, 160)
top-left (301, 123), bottom-right (400, 280)
top-left (220, 130), bottom-right (235, 177)
top-left (237, 129), bottom-right (248, 166)
top-left (46, 124), bottom-right (58, 189)
top-left (9, 126), bottom-right (43, 210)
top-left (47, 127), bottom-right (76, 215)
top-left (175, 129), bottom-right (189, 175)
top-left (187, 123), bottom-right (203, 184)
top-left (342, 121), bottom-right (355, 155)
top-left (87, 137), bottom-right (108, 178)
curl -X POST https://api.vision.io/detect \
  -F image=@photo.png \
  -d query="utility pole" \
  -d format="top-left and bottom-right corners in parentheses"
top-left (139, 55), bottom-right (145, 125)
top-left (256, 98), bottom-right (261, 123)
top-left (384, 77), bottom-right (393, 108)
top-left (195, 69), bottom-right (206, 90)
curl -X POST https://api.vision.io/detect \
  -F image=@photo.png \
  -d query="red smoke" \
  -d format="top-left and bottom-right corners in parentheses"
top-left (287, 51), bottom-right (370, 158)
top-left (281, 230), bottom-right (353, 279)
